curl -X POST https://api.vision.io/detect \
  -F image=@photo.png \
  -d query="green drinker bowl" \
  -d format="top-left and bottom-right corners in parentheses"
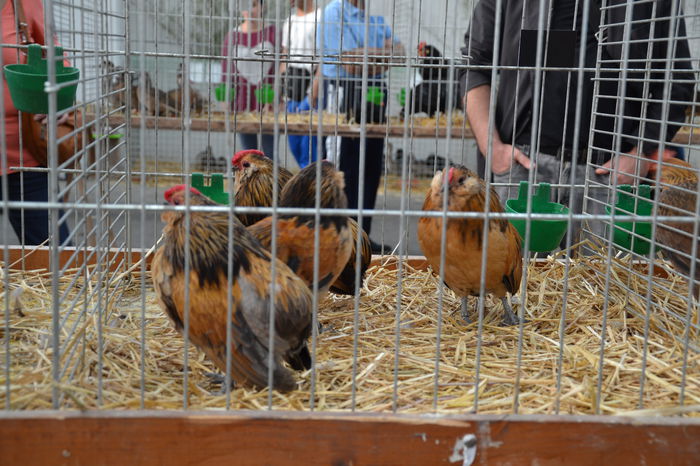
top-left (505, 181), bottom-right (570, 252)
top-left (191, 173), bottom-right (230, 205)
top-left (366, 86), bottom-right (385, 105)
top-left (604, 184), bottom-right (653, 255)
top-left (254, 84), bottom-right (275, 104)
top-left (4, 44), bottom-right (79, 114)
top-left (398, 88), bottom-right (406, 107)
top-left (214, 83), bottom-right (235, 102)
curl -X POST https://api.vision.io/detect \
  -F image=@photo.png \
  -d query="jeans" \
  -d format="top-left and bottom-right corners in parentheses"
top-left (0, 171), bottom-right (71, 246)
top-left (286, 97), bottom-right (318, 169)
top-left (238, 133), bottom-right (275, 159)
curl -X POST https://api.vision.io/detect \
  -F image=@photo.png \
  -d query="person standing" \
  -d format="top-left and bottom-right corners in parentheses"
top-left (460, 0), bottom-right (694, 244)
top-left (313, 0), bottom-right (404, 252)
top-left (1, 0), bottom-right (71, 245)
top-left (221, 0), bottom-right (278, 158)
top-left (280, 0), bottom-right (320, 169)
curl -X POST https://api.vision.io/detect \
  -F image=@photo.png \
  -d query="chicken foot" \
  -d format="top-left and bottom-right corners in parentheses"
top-left (500, 296), bottom-right (523, 326)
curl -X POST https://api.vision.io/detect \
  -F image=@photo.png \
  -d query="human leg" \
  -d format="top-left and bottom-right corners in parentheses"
top-left (2, 171), bottom-right (70, 246)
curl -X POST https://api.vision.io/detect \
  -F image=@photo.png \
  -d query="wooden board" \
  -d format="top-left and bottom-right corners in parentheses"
top-left (98, 114), bottom-right (474, 138)
top-left (0, 411), bottom-right (698, 465)
top-left (95, 113), bottom-right (700, 143)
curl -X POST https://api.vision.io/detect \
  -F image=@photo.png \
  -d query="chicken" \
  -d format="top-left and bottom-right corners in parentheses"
top-left (648, 158), bottom-right (700, 293)
top-left (151, 184), bottom-right (313, 392)
top-left (402, 42), bottom-right (456, 118)
top-left (329, 218), bottom-right (372, 296)
top-left (165, 63), bottom-right (209, 116)
top-left (247, 161), bottom-right (352, 300)
top-left (417, 165), bottom-right (523, 325)
top-left (232, 149), bottom-right (294, 226)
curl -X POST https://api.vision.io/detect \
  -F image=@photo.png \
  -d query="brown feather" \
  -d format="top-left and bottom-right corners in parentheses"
top-left (233, 152), bottom-right (293, 226)
top-left (650, 158), bottom-right (700, 294)
top-left (247, 162), bottom-right (353, 300)
top-left (417, 165), bottom-right (523, 306)
top-left (329, 218), bottom-right (372, 295)
top-left (151, 186), bottom-right (312, 392)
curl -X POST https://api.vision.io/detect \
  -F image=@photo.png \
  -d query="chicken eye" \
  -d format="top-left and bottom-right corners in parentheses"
top-left (458, 176), bottom-right (466, 184)
top-left (243, 161), bottom-right (251, 168)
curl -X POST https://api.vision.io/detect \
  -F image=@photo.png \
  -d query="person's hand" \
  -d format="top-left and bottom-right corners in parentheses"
top-left (491, 142), bottom-right (532, 175)
top-left (33, 112), bottom-right (70, 125)
top-left (595, 147), bottom-right (650, 185)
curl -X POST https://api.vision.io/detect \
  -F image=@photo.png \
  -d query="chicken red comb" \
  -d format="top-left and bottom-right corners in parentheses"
top-left (418, 41), bottom-right (426, 51)
top-left (164, 185), bottom-right (201, 202)
top-left (447, 167), bottom-right (455, 184)
top-left (232, 149), bottom-right (265, 167)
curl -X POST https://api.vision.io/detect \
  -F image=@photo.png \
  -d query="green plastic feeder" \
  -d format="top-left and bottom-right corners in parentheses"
top-left (605, 184), bottom-right (653, 255)
top-left (191, 173), bottom-right (230, 205)
top-left (214, 83), bottom-right (235, 102)
top-left (398, 88), bottom-right (406, 107)
top-left (91, 133), bottom-right (124, 140)
top-left (4, 44), bottom-right (79, 114)
top-left (505, 181), bottom-right (570, 252)
top-left (254, 84), bottom-right (275, 104)
top-left (366, 86), bottom-right (385, 106)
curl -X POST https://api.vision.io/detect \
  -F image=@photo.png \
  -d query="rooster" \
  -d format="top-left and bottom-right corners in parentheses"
top-left (151, 184), bottom-right (313, 392)
top-left (247, 161), bottom-right (353, 300)
top-left (232, 149), bottom-right (294, 227)
top-left (417, 165), bottom-right (523, 325)
top-left (648, 158), bottom-right (700, 294)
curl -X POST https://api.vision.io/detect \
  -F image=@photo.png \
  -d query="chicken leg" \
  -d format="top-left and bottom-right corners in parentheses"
top-left (500, 296), bottom-right (521, 326)
top-left (460, 296), bottom-right (471, 324)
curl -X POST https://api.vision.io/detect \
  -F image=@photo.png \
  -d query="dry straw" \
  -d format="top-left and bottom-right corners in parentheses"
top-left (1, 245), bottom-right (698, 415)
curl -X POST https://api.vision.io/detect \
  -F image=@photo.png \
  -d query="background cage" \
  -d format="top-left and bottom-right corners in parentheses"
top-left (2, 0), bottom-right (700, 463)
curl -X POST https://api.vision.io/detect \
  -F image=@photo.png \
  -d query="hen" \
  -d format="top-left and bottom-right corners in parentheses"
top-left (247, 161), bottom-right (353, 300)
top-left (232, 149), bottom-right (294, 226)
top-left (151, 185), bottom-right (313, 392)
top-left (417, 165), bottom-right (523, 325)
top-left (648, 158), bottom-right (700, 294)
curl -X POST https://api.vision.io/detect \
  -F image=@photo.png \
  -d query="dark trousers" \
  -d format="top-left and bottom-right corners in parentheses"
top-left (238, 133), bottom-right (275, 159)
top-left (339, 136), bottom-right (384, 235)
top-left (0, 171), bottom-right (71, 245)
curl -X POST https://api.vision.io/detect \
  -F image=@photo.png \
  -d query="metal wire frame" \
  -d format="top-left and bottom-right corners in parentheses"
top-left (1, 0), bottom-right (699, 417)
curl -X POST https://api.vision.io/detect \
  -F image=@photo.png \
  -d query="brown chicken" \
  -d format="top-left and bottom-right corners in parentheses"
top-left (648, 158), bottom-right (700, 293)
top-left (329, 218), bottom-right (372, 296)
top-left (232, 149), bottom-right (294, 226)
top-left (417, 165), bottom-right (523, 325)
top-left (151, 184), bottom-right (313, 392)
top-left (247, 161), bottom-right (353, 300)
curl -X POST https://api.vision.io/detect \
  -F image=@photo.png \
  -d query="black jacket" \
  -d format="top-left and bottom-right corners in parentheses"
top-left (459, 0), bottom-right (695, 159)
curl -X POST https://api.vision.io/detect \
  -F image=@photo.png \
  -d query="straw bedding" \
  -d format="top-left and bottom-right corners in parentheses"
top-left (1, 248), bottom-right (699, 415)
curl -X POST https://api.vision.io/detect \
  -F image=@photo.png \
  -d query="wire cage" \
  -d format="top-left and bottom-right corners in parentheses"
top-left (2, 0), bottom-right (700, 462)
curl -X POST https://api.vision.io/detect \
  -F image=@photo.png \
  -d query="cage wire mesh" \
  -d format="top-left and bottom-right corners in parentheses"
top-left (0, 0), bottom-right (699, 417)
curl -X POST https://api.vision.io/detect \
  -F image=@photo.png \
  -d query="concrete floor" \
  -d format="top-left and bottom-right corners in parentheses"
top-left (1, 178), bottom-right (426, 256)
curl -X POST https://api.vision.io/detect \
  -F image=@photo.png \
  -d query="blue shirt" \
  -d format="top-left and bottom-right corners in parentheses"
top-left (317, 0), bottom-right (394, 79)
